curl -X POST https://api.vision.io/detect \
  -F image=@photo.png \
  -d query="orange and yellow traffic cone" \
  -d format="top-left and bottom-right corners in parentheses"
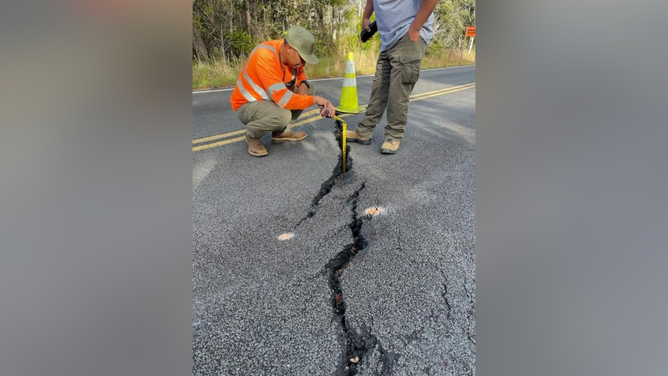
top-left (335, 52), bottom-right (366, 114)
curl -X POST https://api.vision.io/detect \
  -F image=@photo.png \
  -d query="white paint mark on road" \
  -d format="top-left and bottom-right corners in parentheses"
top-left (364, 207), bottom-right (386, 217)
top-left (278, 232), bottom-right (295, 241)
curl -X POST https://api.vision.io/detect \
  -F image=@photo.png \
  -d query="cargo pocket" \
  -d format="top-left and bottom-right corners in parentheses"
top-left (398, 55), bottom-right (422, 85)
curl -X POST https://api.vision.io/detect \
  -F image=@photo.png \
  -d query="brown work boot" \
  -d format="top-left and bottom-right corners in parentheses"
top-left (346, 130), bottom-right (371, 145)
top-left (246, 134), bottom-right (268, 157)
top-left (271, 130), bottom-right (307, 143)
top-left (380, 138), bottom-right (401, 154)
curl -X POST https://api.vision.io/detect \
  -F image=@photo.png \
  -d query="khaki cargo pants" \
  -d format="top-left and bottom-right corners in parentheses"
top-left (356, 32), bottom-right (427, 140)
top-left (235, 84), bottom-right (317, 139)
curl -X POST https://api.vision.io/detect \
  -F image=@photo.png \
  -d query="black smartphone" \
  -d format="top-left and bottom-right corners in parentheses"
top-left (360, 21), bottom-right (378, 43)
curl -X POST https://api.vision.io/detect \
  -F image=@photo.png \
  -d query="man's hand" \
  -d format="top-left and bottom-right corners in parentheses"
top-left (409, 0), bottom-right (437, 42)
top-left (409, 26), bottom-right (420, 42)
top-left (313, 95), bottom-right (335, 118)
top-left (362, 18), bottom-right (371, 32)
top-left (360, 18), bottom-right (371, 42)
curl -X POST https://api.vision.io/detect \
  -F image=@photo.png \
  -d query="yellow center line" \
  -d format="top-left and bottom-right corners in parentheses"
top-left (192, 129), bottom-right (245, 145)
top-left (288, 113), bottom-right (327, 127)
top-left (192, 113), bottom-right (329, 152)
top-left (410, 83), bottom-right (476, 100)
top-left (411, 84), bottom-right (475, 102)
top-left (192, 135), bottom-right (247, 152)
top-left (193, 83), bottom-right (474, 152)
top-left (192, 108), bottom-right (322, 145)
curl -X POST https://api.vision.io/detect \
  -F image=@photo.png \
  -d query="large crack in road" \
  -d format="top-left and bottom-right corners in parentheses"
top-left (292, 119), bottom-right (379, 375)
top-left (326, 182), bottom-right (373, 376)
top-left (293, 120), bottom-right (354, 229)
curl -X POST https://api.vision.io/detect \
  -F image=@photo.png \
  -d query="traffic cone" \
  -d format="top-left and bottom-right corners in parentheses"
top-left (335, 52), bottom-right (366, 114)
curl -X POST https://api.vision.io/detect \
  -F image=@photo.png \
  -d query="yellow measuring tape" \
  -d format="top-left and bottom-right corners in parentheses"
top-left (332, 115), bottom-right (346, 174)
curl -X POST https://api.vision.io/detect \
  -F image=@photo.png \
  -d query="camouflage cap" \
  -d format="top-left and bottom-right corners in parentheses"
top-left (285, 26), bottom-right (319, 64)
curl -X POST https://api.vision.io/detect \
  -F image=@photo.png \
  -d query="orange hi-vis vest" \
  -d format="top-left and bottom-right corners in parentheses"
top-left (230, 40), bottom-right (314, 112)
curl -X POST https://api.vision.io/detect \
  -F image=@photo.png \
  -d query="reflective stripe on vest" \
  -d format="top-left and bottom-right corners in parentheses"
top-left (236, 79), bottom-right (256, 103)
top-left (277, 90), bottom-right (293, 108)
top-left (268, 82), bottom-right (287, 96)
top-left (243, 70), bottom-right (269, 100)
top-left (236, 44), bottom-right (280, 102)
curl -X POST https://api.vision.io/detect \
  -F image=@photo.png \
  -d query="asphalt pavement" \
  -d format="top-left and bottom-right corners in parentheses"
top-left (192, 65), bottom-right (476, 375)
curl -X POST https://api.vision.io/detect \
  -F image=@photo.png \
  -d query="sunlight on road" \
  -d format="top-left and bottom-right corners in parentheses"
top-left (193, 156), bottom-right (217, 187)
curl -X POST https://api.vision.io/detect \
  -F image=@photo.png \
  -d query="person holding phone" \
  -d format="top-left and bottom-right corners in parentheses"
top-left (347, 0), bottom-right (438, 154)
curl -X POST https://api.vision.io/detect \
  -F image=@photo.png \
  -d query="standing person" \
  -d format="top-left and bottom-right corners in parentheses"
top-left (231, 26), bottom-right (336, 157)
top-left (346, 0), bottom-right (437, 154)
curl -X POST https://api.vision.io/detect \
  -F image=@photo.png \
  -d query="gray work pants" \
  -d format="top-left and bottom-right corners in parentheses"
top-left (235, 84), bottom-right (316, 139)
top-left (356, 32), bottom-right (427, 140)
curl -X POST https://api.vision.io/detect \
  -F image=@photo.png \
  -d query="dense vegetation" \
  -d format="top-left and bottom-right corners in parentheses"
top-left (192, 0), bottom-right (475, 88)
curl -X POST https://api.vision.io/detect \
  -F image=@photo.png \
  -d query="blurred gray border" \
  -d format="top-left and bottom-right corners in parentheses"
top-left (2, 0), bottom-right (668, 375)
top-left (477, 0), bottom-right (668, 375)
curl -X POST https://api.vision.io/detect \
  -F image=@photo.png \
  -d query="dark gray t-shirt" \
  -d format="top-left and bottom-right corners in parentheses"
top-left (373, 0), bottom-right (435, 51)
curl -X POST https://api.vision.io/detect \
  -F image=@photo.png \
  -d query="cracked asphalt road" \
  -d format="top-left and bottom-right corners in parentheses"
top-left (193, 66), bottom-right (475, 375)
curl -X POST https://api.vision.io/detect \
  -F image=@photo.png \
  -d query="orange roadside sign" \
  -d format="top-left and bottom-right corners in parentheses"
top-left (465, 26), bottom-right (476, 37)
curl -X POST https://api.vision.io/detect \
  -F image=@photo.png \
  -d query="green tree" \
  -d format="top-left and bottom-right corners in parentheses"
top-left (432, 0), bottom-right (475, 50)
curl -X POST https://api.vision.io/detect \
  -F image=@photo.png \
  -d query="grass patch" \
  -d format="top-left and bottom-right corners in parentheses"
top-left (306, 40), bottom-right (383, 79)
top-left (192, 42), bottom-right (475, 90)
top-left (422, 48), bottom-right (476, 70)
top-left (192, 58), bottom-right (244, 89)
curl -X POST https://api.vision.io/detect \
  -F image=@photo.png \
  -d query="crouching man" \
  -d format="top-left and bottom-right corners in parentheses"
top-left (230, 26), bottom-right (335, 157)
